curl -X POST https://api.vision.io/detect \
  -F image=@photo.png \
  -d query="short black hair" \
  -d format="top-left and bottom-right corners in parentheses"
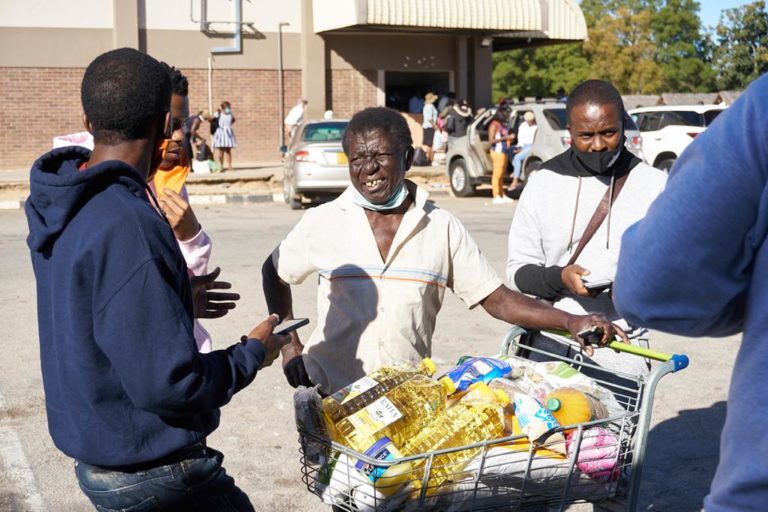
top-left (81, 48), bottom-right (171, 145)
top-left (162, 63), bottom-right (188, 97)
top-left (342, 107), bottom-right (413, 155)
top-left (566, 80), bottom-right (625, 123)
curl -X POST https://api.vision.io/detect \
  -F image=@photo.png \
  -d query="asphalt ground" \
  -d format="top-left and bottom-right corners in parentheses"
top-left (0, 194), bottom-right (737, 511)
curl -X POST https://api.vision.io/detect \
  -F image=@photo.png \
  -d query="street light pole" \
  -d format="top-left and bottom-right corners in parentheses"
top-left (278, 21), bottom-right (290, 153)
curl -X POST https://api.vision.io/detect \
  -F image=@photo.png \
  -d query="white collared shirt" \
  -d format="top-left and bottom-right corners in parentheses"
top-left (272, 180), bottom-right (502, 393)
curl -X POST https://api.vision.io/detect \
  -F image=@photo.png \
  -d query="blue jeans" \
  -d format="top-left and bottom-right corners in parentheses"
top-left (511, 144), bottom-right (532, 178)
top-left (75, 446), bottom-right (254, 511)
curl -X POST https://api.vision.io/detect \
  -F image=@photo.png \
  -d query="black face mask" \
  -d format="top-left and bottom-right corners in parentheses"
top-left (572, 136), bottom-right (625, 175)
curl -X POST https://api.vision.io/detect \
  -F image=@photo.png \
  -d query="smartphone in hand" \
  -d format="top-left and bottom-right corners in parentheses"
top-left (274, 318), bottom-right (309, 336)
top-left (577, 326), bottom-right (605, 345)
top-left (583, 279), bottom-right (613, 297)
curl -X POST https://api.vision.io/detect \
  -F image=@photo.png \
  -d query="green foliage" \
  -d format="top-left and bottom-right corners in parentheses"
top-left (713, 1), bottom-right (768, 90)
top-left (491, 0), bottom-right (728, 97)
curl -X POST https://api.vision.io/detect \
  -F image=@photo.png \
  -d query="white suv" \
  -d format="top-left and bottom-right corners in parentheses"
top-left (629, 105), bottom-right (726, 171)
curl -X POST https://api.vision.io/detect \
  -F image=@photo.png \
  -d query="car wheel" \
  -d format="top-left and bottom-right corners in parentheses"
top-left (283, 180), bottom-right (303, 210)
top-left (657, 158), bottom-right (676, 173)
top-left (449, 158), bottom-right (475, 197)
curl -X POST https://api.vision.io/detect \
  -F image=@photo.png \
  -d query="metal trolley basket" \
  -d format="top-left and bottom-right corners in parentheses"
top-left (297, 327), bottom-right (689, 511)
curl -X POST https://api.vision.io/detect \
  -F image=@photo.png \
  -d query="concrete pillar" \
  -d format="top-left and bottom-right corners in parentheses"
top-left (469, 37), bottom-right (493, 109)
top-left (456, 36), bottom-right (468, 101)
top-left (112, 0), bottom-right (139, 49)
top-left (301, 0), bottom-right (327, 119)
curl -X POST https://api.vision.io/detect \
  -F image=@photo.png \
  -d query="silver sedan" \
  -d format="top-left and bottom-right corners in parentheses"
top-left (282, 120), bottom-right (350, 209)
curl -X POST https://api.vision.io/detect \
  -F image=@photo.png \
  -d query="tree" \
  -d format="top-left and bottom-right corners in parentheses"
top-left (492, 44), bottom-right (590, 101)
top-left (713, 1), bottom-right (768, 90)
top-left (585, 5), bottom-right (665, 93)
top-left (651, 0), bottom-right (717, 91)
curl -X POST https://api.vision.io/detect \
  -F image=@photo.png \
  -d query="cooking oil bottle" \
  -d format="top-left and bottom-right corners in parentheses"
top-left (544, 387), bottom-right (608, 432)
top-left (402, 384), bottom-right (508, 491)
top-left (334, 374), bottom-right (452, 454)
top-left (322, 358), bottom-right (436, 425)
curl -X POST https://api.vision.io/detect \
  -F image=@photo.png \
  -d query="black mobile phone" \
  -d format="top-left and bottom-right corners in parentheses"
top-left (274, 318), bottom-right (309, 336)
top-left (584, 279), bottom-right (613, 296)
top-left (577, 326), bottom-right (604, 345)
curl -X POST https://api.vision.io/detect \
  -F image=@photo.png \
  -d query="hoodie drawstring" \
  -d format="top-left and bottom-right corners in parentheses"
top-left (144, 184), bottom-right (171, 226)
top-left (606, 172), bottom-right (615, 250)
top-left (567, 176), bottom-right (582, 253)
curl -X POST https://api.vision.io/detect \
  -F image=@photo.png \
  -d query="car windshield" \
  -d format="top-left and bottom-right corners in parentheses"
top-left (302, 122), bottom-right (347, 142)
top-left (660, 111), bottom-right (704, 128)
top-left (543, 108), bottom-right (567, 130)
top-left (703, 109), bottom-right (723, 126)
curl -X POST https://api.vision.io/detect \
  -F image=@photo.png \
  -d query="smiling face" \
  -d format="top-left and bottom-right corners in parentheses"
top-left (568, 102), bottom-right (623, 153)
top-left (347, 129), bottom-right (411, 204)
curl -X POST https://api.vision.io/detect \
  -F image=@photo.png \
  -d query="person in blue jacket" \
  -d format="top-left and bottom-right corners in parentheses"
top-left (25, 48), bottom-right (288, 511)
top-left (614, 74), bottom-right (768, 512)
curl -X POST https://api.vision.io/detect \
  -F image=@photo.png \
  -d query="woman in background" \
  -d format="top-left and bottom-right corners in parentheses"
top-left (213, 101), bottom-right (237, 172)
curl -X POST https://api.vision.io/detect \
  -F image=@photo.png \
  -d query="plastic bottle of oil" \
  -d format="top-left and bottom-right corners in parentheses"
top-left (401, 383), bottom-right (508, 492)
top-left (322, 358), bottom-right (437, 425)
top-left (544, 387), bottom-right (608, 432)
top-left (334, 374), bottom-right (452, 494)
top-left (335, 374), bottom-right (453, 455)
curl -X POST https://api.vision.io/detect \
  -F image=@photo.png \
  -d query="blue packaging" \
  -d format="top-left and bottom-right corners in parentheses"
top-left (440, 357), bottom-right (511, 394)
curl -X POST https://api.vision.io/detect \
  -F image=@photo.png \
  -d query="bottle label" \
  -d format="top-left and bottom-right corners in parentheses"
top-left (346, 396), bottom-right (403, 436)
top-left (355, 436), bottom-right (403, 483)
top-left (330, 376), bottom-right (379, 404)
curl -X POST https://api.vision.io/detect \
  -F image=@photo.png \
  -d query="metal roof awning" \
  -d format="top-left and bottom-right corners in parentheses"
top-left (313, 0), bottom-right (587, 46)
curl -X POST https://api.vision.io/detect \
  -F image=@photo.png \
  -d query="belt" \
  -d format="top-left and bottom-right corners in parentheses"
top-left (94, 439), bottom-right (208, 473)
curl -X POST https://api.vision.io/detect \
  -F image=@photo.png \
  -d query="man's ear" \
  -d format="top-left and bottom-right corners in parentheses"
top-left (82, 113), bottom-right (93, 135)
top-left (403, 146), bottom-right (414, 171)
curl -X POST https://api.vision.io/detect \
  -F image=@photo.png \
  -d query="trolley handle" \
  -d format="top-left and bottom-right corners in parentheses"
top-left (504, 327), bottom-right (689, 372)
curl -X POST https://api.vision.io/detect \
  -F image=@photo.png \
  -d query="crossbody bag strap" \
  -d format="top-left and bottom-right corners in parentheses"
top-left (566, 171), bottom-right (630, 266)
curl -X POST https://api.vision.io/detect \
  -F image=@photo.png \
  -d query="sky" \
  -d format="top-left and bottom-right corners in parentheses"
top-left (698, 0), bottom-right (752, 28)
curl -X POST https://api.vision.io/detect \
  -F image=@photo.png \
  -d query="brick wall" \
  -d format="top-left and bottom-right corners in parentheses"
top-left (0, 67), bottom-right (301, 170)
top-left (327, 69), bottom-right (378, 118)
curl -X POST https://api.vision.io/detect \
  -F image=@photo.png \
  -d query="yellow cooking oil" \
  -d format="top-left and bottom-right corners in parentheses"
top-left (403, 383), bottom-right (508, 492)
top-left (322, 358), bottom-right (436, 425)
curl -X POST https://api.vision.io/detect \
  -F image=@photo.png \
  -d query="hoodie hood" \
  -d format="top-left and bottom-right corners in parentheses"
top-left (25, 146), bottom-right (149, 252)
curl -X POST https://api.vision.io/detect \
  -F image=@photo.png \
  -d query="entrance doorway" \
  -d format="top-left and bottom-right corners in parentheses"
top-left (384, 71), bottom-right (451, 112)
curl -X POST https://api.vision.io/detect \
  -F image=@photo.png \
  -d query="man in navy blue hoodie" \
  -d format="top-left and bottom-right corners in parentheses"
top-left (615, 74), bottom-right (768, 511)
top-left (26, 48), bottom-right (288, 511)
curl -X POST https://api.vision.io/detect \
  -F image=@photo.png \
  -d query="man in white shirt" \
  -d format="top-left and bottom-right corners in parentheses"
top-left (262, 106), bottom-right (627, 394)
top-left (284, 98), bottom-right (308, 141)
top-left (510, 111), bottom-right (537, 190)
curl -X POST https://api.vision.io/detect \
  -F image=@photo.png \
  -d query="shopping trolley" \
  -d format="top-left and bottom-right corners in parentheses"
top-left (297, 327), bottom-right (689, 511)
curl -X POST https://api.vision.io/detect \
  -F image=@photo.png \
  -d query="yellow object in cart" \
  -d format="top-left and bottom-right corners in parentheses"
top-left (401, 385), bottom-right (508, 492)
top-left (335, 375), bottom-right (452, 455)
top-left (544, 387), bottom-right (608, 432)
top-left (504, 415), bottom-right (566, 459)
top-left (322, 358), bottom-right (436, 425)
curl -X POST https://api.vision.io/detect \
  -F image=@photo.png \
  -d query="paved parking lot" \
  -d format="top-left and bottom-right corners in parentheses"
top-left (0, 195), bottom-right (736, 511)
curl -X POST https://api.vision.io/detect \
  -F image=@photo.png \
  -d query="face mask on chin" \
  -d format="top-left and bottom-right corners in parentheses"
top-left (573, 136), bottom-right (625, 175)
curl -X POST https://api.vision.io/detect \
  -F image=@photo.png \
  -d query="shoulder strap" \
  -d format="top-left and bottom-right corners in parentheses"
top-left (567, 172), bottom-right (630, 266)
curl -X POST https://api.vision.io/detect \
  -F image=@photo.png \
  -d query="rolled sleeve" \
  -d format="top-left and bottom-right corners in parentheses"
top-left (448, 217), bottom-right (503, 308)
top-left (272, 210), bottom-right (318, 285)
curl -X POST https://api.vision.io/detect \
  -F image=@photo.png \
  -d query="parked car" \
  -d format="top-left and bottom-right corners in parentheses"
top-left (445, 102), bottom-right (644, 197)
top-left (628, 104), bottom-right (726, 171)
top-left (282, 120), bottom-right (350, 209)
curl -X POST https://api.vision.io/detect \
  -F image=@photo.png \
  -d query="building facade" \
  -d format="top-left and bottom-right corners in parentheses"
top-left (0, 0), bottom-right (586, 169)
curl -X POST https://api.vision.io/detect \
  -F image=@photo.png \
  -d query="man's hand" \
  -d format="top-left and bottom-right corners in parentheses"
top-left (191, 267), bottom-right (240, 319)
top-left (281, 338), bottom-right (313, 388)
top-left (247, 314), bottom-right (292, 368)
top-left (561, 264), bottom-right (591, 297)
top-left (565, 314), bottom-right (629, 357)
top-left (159, 189), bottom-right (201, 241)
